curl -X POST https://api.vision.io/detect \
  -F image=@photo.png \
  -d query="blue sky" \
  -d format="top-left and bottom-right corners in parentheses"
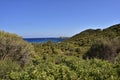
top-left (0, 0), bottom-right (120, 38)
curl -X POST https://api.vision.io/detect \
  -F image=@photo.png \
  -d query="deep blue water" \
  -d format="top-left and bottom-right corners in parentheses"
top-left (24, 38), bottom-right (67, 43)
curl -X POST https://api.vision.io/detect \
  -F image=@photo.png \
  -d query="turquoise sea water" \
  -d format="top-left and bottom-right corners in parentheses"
top-left (24, 38), bottom-right (67, 43)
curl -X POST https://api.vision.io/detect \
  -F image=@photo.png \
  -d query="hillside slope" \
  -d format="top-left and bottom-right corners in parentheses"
top-left (64, 24), bottom-right (120, 47)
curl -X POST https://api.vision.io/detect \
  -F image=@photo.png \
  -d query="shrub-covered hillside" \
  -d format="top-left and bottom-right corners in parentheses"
top-left (57, 24), bottom-right (120, 57)
top-left (0, 24), bottom-right (120, 80)
top-left (64, 24), bottom-right (120, 46)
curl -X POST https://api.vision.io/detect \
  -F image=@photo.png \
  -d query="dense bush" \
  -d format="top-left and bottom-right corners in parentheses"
top-left (0, 31), bottom-right (35, 67)
top-left (83, 37), bottom-right (120, 62)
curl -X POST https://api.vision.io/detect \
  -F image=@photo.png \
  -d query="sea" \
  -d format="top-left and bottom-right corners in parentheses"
top-left (24, 38), bottom-right (68, 43)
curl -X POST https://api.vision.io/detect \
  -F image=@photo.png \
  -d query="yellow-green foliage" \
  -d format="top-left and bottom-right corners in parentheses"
top-left (0, 59), bottom-right (20, 79)
top-left (8, 56), bottom-right (120, 80)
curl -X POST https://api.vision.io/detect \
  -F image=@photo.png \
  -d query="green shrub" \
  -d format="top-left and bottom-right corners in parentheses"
top-left (83, 37), bottom-right (120, 62)
top-left (77, 59), bottom-right (119, 80)
top-left (0, 31), bottom-right (35, 67)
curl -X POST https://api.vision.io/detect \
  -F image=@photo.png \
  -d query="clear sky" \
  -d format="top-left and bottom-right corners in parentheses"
top-left (0, 0), bottom-right (120, 38)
